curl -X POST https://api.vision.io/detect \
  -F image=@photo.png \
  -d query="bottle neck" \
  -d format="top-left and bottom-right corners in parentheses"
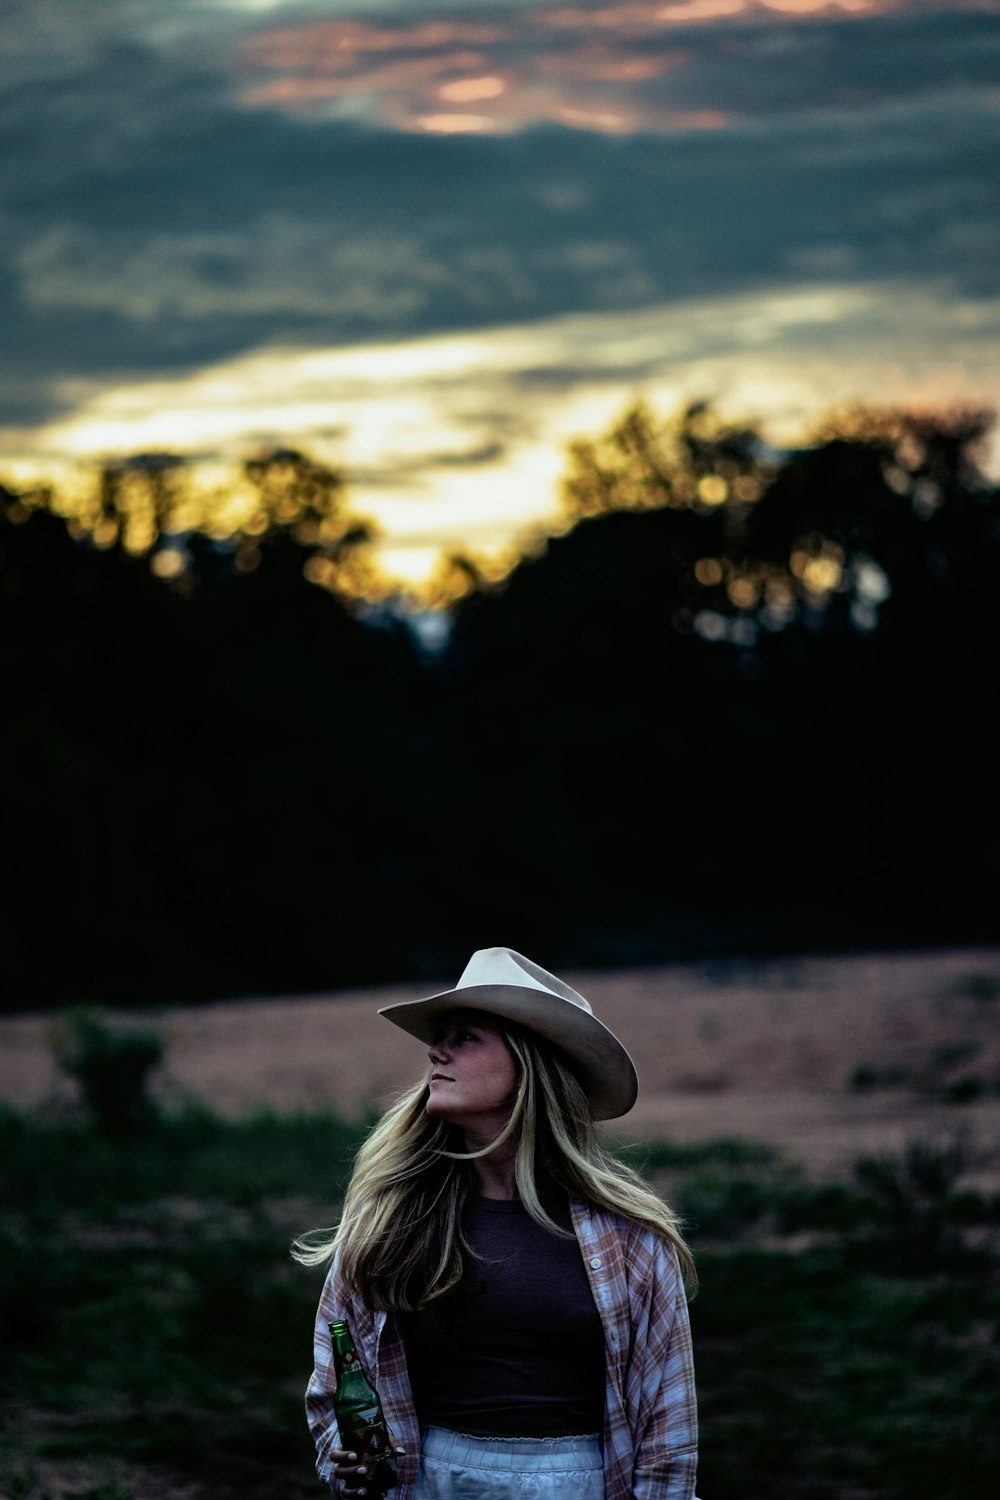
top-left (329, 1321), bottom-right (357, 1362)
top-left (330, 1323), bottom-right (374, 1397)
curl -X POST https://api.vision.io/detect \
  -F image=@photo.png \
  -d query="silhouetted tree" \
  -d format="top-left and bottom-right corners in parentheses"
top-left (0, 471), bottom-right (431, 1005)
top-left (3, 401), bottom-right (998, 1006)
top-left (441, 403), bottom-right (1000, 955)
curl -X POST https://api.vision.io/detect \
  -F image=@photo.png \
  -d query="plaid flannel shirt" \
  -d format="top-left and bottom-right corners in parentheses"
top-left (305, 1200), bottom-right (698, 1500)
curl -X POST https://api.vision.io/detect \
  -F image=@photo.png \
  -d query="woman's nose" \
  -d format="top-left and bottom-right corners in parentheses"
top-left (428, 1039), bottom-right (449, 1064)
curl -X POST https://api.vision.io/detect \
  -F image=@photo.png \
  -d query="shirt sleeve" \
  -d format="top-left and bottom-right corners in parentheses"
top-left (304, 1253), bottom-right (422, 1498)
top-left (304, 1254), bottom-right (347, 1489)
top-left (629, 1236), bottom-right (699, 1500)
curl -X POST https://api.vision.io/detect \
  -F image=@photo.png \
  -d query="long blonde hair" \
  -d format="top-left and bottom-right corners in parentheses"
top-left (292, 1021), bottom-right (695, 1308)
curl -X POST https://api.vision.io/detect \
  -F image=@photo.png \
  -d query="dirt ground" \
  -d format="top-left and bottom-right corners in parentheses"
top-left (3, 945), bottom-right (999, 1178)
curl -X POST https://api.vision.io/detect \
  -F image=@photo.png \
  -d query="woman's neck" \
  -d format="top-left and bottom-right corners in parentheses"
top-left (467, 1134), bottom-right (518, 1200)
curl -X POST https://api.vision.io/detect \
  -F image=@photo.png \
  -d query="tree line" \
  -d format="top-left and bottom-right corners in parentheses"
top-left (2, 402), bottom-right (997, 1008)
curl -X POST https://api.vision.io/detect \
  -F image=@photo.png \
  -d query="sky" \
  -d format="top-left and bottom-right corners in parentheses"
top-left (2, 0), bottom-right (999, 586)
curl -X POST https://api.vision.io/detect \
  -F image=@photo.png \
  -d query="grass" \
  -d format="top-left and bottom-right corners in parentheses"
top-left (1, 1103), bottom-right (998, 1500)
top-left (692, 1248), bottom-right (1000, 1500)
top-left (0, 1101), bottom-right (370, 1214)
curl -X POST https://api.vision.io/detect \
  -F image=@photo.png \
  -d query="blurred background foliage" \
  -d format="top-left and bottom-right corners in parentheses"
top-left (2, 399), bottom-right (998, 1007)
top-left (48, 1009), bottom-right (165, 1138)
top-left (1, 1015), bottom-right (997, 1500)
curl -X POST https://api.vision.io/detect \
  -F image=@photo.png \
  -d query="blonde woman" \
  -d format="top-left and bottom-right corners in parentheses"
top-left (296, 947), bottom-right (699, 1500)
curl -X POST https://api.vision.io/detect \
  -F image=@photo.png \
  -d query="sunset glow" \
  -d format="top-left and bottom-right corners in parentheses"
top-left (6, 281), bottom-right (998, 592)
top-left (3, 0), bottom-right (997, 599)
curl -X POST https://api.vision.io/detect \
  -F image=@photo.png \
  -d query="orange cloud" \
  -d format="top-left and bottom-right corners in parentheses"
top-left (533, 42), bottom-right (684, 80)
top-left (242, 19), bottom-right (505, 70)
top-left (438, 76), bottom-right (507, 103)
top-left (242, 51), bottom-right (493, 106)
top-left (415, 114), bottom-right (499, 134)
top-left (656, 1), bottom-right (747, 18)
top-left (234, 0), bottom-right (910, 136)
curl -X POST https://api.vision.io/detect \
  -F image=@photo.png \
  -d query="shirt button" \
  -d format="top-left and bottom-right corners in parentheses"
top-left (589, 1256), bottom-right (602, 1269)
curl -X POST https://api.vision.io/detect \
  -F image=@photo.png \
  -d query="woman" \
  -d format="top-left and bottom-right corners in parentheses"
top-left (296, 946), bottom-right (698, 1499)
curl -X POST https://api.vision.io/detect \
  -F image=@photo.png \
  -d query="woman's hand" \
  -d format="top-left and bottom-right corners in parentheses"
top-left (330, 1438), bottom-right (406, 1497)
top-left (330, 1445), bottom-right (368, 1495)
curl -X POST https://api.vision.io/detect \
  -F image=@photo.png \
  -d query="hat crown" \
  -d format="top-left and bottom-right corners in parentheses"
top-left (457, 947), bottom-right (594, 1016)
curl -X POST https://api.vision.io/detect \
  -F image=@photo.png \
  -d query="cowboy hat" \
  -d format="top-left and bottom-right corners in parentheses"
top-left (378, 946), bottom-right (638, 1121)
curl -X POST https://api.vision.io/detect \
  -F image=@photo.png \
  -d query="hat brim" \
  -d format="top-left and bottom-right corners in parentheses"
top-left (379, 982), bottom-right (638, 1121)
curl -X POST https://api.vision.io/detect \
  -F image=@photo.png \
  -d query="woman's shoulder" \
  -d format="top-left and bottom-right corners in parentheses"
top-left (570, 1198), bottom-right (669, 1246)
top-left (572, 1199), bottom-right (683, 1273)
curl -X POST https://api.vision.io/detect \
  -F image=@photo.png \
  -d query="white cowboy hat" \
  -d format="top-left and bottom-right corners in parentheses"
top-left (379, 946), bottom-right (638, 1121)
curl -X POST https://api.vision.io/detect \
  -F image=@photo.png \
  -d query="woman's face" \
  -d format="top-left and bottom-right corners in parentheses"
top-left (424, 1010), bottom-right (519, 1140)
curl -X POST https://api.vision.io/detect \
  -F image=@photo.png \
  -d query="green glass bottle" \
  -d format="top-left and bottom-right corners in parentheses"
top-left (329, 1320), bottom-right (398, 1493)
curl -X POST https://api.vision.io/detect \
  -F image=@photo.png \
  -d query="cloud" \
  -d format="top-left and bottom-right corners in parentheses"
top-left (233, 3), bottom-right (1000, 133)
top-left (16, 220), bottom-right (446, 322)
top-left (0, 0), bottom-right (997, 434)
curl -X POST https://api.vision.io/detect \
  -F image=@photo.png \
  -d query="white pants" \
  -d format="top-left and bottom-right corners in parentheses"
top-left (414, 1425), bottom-right (604, 1500)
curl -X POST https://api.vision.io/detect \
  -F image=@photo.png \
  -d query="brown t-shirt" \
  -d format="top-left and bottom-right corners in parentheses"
top-left (400, 1194), bottom-right (605, 1437)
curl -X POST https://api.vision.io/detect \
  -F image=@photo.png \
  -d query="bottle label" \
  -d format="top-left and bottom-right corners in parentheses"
top-left (340, 1409), bottom-right (397, 1489)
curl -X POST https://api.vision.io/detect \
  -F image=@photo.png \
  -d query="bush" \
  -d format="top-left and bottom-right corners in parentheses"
top-left (50, 1009), bottom-right (164, 1138)
top-left (848, 1135), bottom-right (984, 1270)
